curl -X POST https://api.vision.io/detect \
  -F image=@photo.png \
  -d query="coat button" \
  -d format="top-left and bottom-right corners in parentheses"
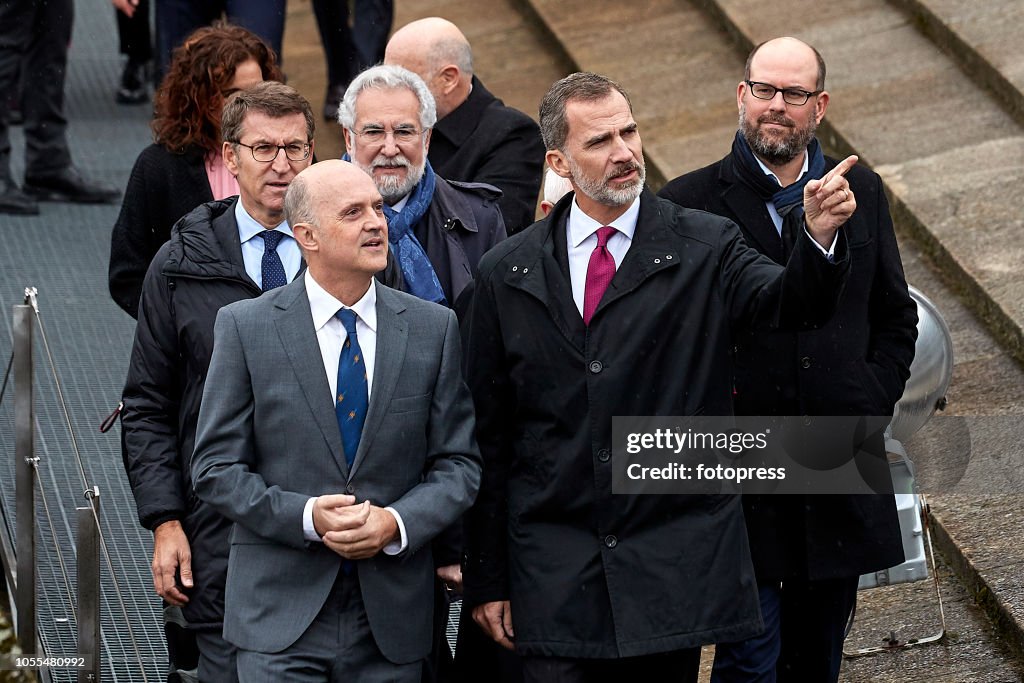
top-left (801, 356), bottom-right (812, 369)
top-left (589, 360), bottom-right (603, 374)
top-left (345, 484), bottom-right (355, 494)
top-left (604, 535), bottom-right (618, 548)
top-left (598, 448), bottom-right (611, 462)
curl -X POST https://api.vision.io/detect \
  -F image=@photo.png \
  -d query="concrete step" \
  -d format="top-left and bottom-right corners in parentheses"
top-left (526, 0), bottom-right (1024, 373)
top-left (889, 0), bottom-right (1024, 125)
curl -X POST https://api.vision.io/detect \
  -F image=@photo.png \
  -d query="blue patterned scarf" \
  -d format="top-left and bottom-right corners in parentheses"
top-left (731, 130), bottom-right (826, 218)
top-left (343, 155), bottom-right (446, 305)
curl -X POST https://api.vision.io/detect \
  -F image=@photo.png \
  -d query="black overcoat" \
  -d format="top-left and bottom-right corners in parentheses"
top-left (121, 198), bottom-right (262, 628)
top-left (463, 190), bottom-right (850, 657)
top-left (659, 154), bottom-right (917, 580)
top-left (428, 76), bottom-right (545, 235)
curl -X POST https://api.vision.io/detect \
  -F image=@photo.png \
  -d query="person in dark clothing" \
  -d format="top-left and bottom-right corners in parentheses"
top-left (153, 0), bottom-right (285, 85)
top-left (108, 23), bottom-right (281, 318)
top-left (385, 18), bottom-right (545, 235)
top-left (658, 37), bottom-right (918, 683)
top-left (112, 0), bottom-right (153, 104)
top-left (0, 0), bottom-right (120, 215)
top-left (120, 82), bottom-right (315, 683)
top-left (313, 0), bottom-right (394, 121)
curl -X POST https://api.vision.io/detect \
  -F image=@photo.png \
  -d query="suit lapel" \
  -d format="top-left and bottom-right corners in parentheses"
top-left (348, 286), bottom-right (408, 479)
top-left (273, 278), bottom-right (349, 478)
top-left (719, 157), bottom-right (785, 264)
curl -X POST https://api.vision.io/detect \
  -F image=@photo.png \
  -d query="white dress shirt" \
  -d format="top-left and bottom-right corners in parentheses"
top-left (300, 272), bottom-right (407, 554)
top-left (567, 195), bottom-right (640, 316)
top-left (235, 200), bottom-right (302, 288)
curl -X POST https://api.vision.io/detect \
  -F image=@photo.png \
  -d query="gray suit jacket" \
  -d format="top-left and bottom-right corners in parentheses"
top-left (191, 277), bottom-right (482, 661)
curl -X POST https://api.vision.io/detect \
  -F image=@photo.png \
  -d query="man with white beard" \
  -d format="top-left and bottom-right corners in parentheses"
top-left (338, 64), bottom-right (506, 314)
top-left (338, 64), bottom-right (507, 681)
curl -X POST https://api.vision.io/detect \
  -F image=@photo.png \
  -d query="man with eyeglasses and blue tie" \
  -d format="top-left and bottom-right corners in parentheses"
top-left (120, 81), bottom-right (316, 683)
top-left (659, 37), bottom-right (917, 683)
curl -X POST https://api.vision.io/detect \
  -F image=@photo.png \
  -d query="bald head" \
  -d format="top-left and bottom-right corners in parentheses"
top-left (287, 160), bottom-right (388, 301)
top-left (745, 37), bottom-right (825, 91)
top-left (385, 17), bottom-right (473, 118)
top-left (286, 160), bottom-right (373, 228)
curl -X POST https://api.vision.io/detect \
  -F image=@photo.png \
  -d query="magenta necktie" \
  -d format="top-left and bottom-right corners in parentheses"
top-left (583, 226), bottom-right (617, 325)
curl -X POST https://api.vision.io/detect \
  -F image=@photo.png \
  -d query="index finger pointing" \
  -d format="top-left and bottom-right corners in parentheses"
top-left (822, 155), bottom-right (858, 185)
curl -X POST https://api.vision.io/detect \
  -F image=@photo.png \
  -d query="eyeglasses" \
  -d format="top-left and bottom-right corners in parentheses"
top-left (232, 141), bottom-right (312, 162)
top-left (745, 80), bottom-right (821, 106)
top-left (352, 126), bottom-right (426, 145)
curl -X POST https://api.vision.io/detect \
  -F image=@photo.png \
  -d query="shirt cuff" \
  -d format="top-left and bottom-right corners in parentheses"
top-left (382, 506), bottom-right (408, 555)
top-left (804, 227), bottom-right (838, 262)
top-left (303, 496), bottom-right (321, 542)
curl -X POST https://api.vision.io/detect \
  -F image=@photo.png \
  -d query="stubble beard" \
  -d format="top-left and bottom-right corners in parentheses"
top-left (568, 156), bottom-right (646, 207)
top-left (739, 103), bottom-right (818, 166)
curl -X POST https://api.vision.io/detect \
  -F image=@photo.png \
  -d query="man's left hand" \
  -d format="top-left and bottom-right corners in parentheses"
top-left (436, 564), bottom-right (463, 594)
top-left (804, 154), bottom-right (858, 248)
top-left (322, 502), bottom-right (399, 559)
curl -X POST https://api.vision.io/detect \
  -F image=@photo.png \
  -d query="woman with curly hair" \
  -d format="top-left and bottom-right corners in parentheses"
top-left (109, 23), bottom-right (282, 318)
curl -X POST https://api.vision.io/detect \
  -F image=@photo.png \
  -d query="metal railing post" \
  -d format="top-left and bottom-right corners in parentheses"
top-left (77, 487), bottom-right (101, 683)
top-left (14, 293), bottom-right (36, 654)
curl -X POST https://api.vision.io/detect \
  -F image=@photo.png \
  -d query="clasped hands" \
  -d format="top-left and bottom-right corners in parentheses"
top-left (313, 494), bottom-right (398, 559)
top-left (803, 154), bottom-right (859, 249)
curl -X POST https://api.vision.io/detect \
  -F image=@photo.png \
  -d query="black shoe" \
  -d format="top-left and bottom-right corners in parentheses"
top-left (24, 167), bottom-right (121, 204)
top-left (323, 83), bottom-right (347, 122)
top-left (116, 59), bottom-right (151, 105)
top-left (0, 178), bottom-right (40, 215)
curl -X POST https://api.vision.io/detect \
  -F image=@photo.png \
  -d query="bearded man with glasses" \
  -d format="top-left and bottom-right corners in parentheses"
top-left (659, 37), bottom-right (917, 683)
top-left (120, 81), bottom-right (316, 683)
top-left (339, 64), bottom-right (507, 315)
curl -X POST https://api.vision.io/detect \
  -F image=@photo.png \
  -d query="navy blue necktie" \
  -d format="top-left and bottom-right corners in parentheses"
top-left (335, 309), bottom-right (368, 469)
top-left (258, 230), bottom-right (288, 291)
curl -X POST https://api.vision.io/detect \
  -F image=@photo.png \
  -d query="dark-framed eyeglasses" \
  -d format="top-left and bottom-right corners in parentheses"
top-left (745, 80), bottom-right (821, 106)
top-left (232, 141), bottom-right (312, 162)
top-left (352, 126), bottom-right (426, 145)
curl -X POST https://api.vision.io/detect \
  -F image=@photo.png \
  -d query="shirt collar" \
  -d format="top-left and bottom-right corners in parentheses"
top-left (568, 194), bottom-right (640, 248)
top-left (754, 149), bottom-right (809, 188)
top-left (235, 199), bottom-right (292, 244)
top-left (389, 193), bottom-right (411, 213)
top-left (305, 270), bottom-right (378, 333)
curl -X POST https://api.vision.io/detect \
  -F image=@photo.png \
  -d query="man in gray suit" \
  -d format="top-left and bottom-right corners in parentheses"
top-left (191, 159), bottom-right (482, 682)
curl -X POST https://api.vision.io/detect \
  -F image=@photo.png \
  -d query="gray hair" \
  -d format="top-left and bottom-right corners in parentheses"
top-left (338, 64), bottom-right (438, 130)
top-left (427, 37), bottom-right (473, 76)
top-left (284, 173), bottom-right (316, 228)
top-left (539, 72), bottom-right (632, 152)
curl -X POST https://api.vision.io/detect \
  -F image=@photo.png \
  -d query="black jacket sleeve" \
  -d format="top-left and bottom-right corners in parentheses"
top-left (120, 248), bottom-right (188, 530)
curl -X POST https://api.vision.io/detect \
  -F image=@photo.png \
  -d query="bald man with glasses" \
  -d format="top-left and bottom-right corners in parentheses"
top-left (658, 37), bottom-right (917, 683)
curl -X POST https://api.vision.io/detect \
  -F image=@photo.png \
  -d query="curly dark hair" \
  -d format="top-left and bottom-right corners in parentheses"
top-left (152, 22), bottom-right (283, 154)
